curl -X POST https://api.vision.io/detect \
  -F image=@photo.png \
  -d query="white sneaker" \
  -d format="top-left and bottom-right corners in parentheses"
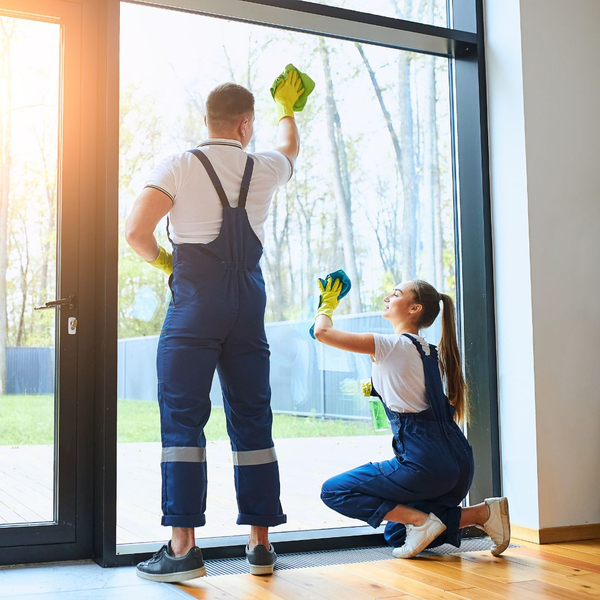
top-left (477, 497), bottom-right (510, 556)
top-left (392, 513), bottom-right (447, 559)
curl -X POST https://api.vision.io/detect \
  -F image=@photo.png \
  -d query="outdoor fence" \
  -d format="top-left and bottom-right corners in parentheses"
top-left (6, 313), bottom-right (441, 420)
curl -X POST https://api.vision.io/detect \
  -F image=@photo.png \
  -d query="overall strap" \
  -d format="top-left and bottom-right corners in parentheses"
top-left (238, 156), bottom-right (255, 208)
top-left (188, 149), bottom-right (230, 208)
top-left (402, 333), bottom-right (433, 360)
top-left (402, 333), bottom-right (451, 424)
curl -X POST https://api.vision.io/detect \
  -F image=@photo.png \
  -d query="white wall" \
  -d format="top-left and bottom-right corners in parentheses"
top-left (485, 0), bottom-right (600, 530)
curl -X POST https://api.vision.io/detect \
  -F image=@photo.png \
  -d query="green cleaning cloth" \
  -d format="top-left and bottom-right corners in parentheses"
top-left (270, 63), bottom-right (315, 112)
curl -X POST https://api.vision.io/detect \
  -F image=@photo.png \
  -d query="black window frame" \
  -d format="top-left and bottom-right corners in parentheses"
top-left (93, 0), bottom-right (499, 567)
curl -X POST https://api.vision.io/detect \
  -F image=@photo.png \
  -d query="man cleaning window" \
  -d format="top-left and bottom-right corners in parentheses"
top-left (125, 66), bottom-right (314, 582)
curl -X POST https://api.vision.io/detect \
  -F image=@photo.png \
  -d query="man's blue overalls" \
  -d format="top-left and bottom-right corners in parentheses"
top-left (321, 334), bottom-right (474, 548)
top-left (157, 147), bottom-right (286, 529)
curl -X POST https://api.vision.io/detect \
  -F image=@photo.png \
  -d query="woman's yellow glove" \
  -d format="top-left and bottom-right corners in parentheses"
top-left (274, 69), bottom-right (304, 122)
top-left (147, 245), bottom-right (173, 275)
top-left (315, 277), bottom-right (343, 325)
top-left (360, 379), bottom-right (372, 397)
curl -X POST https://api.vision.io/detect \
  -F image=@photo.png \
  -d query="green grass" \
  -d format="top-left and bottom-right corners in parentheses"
top-left (0, 395), bottom-right (387, 445)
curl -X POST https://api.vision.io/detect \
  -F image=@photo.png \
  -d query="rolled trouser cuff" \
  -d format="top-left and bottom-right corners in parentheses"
top-left (367, 499), bottom-right (398, 528)
top-left (162, 513), bottom-right (206, 527)
top-left (237, 512), bottom-right (287, 527)
top-left (442, 505), bottom-right (463, 548)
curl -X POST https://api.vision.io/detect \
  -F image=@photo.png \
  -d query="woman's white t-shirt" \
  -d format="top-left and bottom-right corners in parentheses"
top-left (371, 333), bottom-right (433, 413)
top-left (145, 139), bottom-right (292, 245)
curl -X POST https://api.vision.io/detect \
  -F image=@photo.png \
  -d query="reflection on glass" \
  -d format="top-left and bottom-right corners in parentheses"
top-left (117, 3), bottom-right (454, 544)
top-left (0, 17), bottom-right (60, 524)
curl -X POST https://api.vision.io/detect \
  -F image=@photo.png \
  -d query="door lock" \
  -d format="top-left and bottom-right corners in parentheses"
top-left (35, 293), bottom-right (77, 311)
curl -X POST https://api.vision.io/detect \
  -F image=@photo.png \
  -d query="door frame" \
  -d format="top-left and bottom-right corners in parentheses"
top-left (0, 0), bottom-right (106, 564)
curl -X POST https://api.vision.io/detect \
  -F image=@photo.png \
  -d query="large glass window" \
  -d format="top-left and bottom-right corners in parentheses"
top-left (0, 16), bottom-right (60, 525)
top-left (117, 2), bottom-right (455, 546)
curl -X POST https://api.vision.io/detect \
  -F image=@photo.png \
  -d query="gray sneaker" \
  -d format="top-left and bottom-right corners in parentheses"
top-left (136, 542), bottom-right (206, 582)
top-left (245, 543), bottom-right (277, 575)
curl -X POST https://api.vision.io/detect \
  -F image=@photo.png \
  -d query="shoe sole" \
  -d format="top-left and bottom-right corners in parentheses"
top-left (248, 562), bottom-right (276, 575)
top-left (136, 565), bottom-right (207, 582)
top-left (392, 523), bottom-right (447, 559)
top-left (491, 497), bottom-right (511, 557)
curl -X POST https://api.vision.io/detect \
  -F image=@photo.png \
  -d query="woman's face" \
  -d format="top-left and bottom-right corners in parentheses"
top-left (382, 281), bottom-right (419, 322)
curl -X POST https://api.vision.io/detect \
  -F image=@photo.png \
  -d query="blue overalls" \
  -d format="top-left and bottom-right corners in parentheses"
top-left (321, 334), bottom-right (474, 549)
top-left (157, 147), bottom-right (286, 529)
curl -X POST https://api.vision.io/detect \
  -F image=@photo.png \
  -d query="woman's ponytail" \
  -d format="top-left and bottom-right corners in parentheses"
top-left (438, 293), bottom-right (467, 423)
top-left (411, 280), bottom-right (468, 424)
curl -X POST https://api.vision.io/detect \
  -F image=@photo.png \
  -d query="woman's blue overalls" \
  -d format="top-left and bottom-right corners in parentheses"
top-left (157, 147), bottom-right (286, 529)
top-left (321, 334), bottom-right (474, 548)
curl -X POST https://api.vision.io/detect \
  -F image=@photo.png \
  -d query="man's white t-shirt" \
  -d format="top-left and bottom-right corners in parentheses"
top-left (371, 333), bottom-right (434, 413)
top-left (145, 139), bottom-right (292, 245)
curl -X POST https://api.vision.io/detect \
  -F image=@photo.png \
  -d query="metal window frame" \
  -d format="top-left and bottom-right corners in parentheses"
top-left (93, 0), bottom-right (499, 567)
top-left (0, 0), bottom-right (96, 566)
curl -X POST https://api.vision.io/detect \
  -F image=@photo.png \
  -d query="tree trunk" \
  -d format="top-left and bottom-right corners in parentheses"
top-left (262, 189), bottom-right (290, 321)
top-left (13, 227), bottom-right (29, 346)
top-left (318, 38), bottom-right (362, 313)
top-left (356, 43), bottom-right (404, 283)
top-left (38, 133), bottom-right (56, 304)
top-left (398, 51), bottom-right (419, 280)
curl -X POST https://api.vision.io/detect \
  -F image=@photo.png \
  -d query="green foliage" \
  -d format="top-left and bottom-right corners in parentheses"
top-left (0, 395), bottom-right (388, 445)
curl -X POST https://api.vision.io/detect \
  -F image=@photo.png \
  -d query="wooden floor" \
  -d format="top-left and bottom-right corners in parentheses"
top-left (176, 539), bottom-right (600, 599)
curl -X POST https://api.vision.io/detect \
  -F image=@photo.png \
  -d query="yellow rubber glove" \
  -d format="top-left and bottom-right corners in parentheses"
top-left (147, 245), bottom-right (173, 275)
top-left (315, 277), bottom-right (343, 325)
top-left (360, 379), bottom-right (372, 397)
top-left (274, 69), bottom-right (304, 122)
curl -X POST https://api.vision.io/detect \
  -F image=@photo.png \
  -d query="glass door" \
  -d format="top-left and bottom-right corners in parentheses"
top-left (0, 0), bottom-right (83, 555)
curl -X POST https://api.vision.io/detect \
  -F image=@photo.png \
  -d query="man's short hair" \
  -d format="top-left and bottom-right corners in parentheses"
top-left (205, 83), bottom-right (255, 129)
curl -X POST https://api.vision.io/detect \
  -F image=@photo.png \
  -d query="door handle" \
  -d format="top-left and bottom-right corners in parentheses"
top-left (35, 293), bottom-right (77, 311)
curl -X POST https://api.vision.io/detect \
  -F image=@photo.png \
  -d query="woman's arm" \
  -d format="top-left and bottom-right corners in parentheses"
top-left (313, 314), bottom-right (375, 355)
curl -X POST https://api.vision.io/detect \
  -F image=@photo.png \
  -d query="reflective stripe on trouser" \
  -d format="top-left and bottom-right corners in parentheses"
top-left (320, 334), bottom-right (474, 549)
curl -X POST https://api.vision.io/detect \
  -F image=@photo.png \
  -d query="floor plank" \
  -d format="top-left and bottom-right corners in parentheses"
top-left (276, 568), bottom-right (378, 599)
top-left (187, 574), bottom-right (285, 600)
top-left (517, 540), bottom-right (600, 566)
top-left (337, 560), bottom-right (470, 599)
top-left (512, 546), bottom-right (600, 574)
top-left (312, 565), bottom-right (404, 598)
top-left (238, 572), bottom-right (329, 600)
top-left (173, 577), bottom-right (239, 599)
top-left (555, 541), bottom-right (600, 557)
top-left (512, 579), bottom-right (594, 600)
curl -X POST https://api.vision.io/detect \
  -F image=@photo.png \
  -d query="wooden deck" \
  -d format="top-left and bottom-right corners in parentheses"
top-left (0, 436), bottom-right (391, 543)
top-left (177, 538), bottom-right (600, 599)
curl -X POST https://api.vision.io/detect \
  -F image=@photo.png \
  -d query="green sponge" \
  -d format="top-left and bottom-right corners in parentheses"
top-left (270, 63), bottom-right (315, 112)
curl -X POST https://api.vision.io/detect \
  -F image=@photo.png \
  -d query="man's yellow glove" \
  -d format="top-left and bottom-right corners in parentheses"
top-left (274, 69), bottom-right (304, 122)
top-left (315, 277), bottom-right (343, 325)
top-left (147, 245), bottom-right (173, 276)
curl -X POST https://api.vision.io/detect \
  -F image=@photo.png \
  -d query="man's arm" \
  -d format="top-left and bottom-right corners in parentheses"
top-left (125, 187), bottom-right (172, 261)
top-left (274, 116), bottom-right (300, 168)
